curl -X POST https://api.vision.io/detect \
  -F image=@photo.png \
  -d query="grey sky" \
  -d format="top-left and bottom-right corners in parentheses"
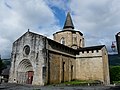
top-left (0, 0), bottom-right (119, 58)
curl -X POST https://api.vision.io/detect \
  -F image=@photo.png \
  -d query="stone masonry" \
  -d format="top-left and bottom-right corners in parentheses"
top-left (9, 12), bottom-right (110, 85)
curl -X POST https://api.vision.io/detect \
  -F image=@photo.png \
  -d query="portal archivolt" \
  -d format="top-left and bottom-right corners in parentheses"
top-left (17, 59), bottom-right (34, 84)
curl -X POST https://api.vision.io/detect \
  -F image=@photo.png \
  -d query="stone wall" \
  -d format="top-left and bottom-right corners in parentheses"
top-left (48, 52), bottom-right (75, 84)
top-left (47, 39), bottom-right (76, 84)
top-left (102, 47), bottom-right (110, 85)
top-left (76, 48), bottom-right (110, 85)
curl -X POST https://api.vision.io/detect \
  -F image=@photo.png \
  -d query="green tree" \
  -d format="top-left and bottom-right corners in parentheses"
top-left (110, 66), bottom-right (120, 83)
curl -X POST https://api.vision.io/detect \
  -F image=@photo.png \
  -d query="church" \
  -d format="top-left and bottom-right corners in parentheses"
top-left (9, 12), bottom-right (110, 85)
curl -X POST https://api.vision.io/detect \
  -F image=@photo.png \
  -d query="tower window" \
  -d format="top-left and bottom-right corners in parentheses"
top-left (60, 37), bottom-right (65, 45)
top-left (73, 37), bottom-right (77, 43)
top-left (72, 34), bottom-right (77, 45)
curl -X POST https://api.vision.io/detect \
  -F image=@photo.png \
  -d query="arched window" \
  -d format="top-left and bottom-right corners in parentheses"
top-left (60, 37), bottom-right (65, 45)
top-left (72, 34), bottom-right (77, 45)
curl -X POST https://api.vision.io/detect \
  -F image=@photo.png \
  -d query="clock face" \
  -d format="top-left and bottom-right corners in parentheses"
top-left (23, 45), bottom-right (30, 55)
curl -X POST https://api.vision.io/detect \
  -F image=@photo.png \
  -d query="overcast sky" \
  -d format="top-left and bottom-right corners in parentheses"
top-left (0, 0), bottom-right (120, 58)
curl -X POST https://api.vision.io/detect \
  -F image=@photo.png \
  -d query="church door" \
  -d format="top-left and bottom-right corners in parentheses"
top-left (27, 71), bottom-right (34, 84)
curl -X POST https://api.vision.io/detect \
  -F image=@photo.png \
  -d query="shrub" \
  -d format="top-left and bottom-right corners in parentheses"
top-left (110, 66), bottom-right (120, 83)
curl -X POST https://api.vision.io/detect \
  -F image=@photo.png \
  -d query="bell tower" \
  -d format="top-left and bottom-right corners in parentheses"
top-left (53, 12), bottom-right (84, 49)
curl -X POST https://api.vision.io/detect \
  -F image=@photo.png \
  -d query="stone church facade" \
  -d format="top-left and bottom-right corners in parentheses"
top-left (9, 12), bottom-right (110, 85)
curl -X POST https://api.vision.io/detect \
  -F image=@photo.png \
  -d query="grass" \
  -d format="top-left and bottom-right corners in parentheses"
top-left (113, 81), bottom-right (120, 84)
top-left (64, 80), bottom-right (89, 85)
top-left (56, 80), bottom-right (102, 86)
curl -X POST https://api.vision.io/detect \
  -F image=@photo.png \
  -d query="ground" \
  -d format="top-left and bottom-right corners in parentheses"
top-left (0, 83), bottom-right (120, 90)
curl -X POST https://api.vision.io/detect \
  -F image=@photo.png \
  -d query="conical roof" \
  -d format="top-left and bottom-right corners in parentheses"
top-left (63, 12), bottom-right (74, 29)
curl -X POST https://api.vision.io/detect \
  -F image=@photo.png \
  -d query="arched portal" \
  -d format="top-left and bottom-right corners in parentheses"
top-left (17, 59), bottom-right (34, 84)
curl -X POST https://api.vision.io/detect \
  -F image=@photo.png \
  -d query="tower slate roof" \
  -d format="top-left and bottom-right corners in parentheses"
top-left (63, 12), bottom-right (74, 29)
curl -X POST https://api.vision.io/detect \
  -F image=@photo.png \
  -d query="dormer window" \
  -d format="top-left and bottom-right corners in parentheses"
top-left (60, 37), bottom-right (65, 45)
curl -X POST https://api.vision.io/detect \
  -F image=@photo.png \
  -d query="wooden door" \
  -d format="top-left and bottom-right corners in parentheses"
top-left (27, 71), bottom-right (34, 84)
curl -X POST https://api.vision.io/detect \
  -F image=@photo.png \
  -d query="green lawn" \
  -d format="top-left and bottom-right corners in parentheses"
top-left (56, 80), bottom-right (102, 86)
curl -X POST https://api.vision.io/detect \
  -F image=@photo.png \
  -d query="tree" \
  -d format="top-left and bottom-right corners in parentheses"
top-left (110, 66), bottom-right (120, 83)
top-left (0, 56), bottom-right (5, 75)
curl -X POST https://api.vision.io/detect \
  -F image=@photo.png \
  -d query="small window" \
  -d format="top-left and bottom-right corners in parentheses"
top-left (42, 66), bottom-right (46, 81)
top-left (60, 37), bottom-right (65, 45)
top-left (73, 36), bottom-right (77, 45)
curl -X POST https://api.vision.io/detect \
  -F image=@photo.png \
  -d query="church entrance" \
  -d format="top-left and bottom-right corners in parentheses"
top-left (27, 71), bottom-right (34, 84)
top-left (17, 59), bottom-right (34, 84)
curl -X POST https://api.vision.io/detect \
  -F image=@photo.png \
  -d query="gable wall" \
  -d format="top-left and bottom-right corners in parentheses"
top-left (9, 32), bottom-right (47, 85)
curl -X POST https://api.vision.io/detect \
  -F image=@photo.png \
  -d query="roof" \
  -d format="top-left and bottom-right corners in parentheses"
top-left (47, 38), bottom-right (77, 55)
top-left (47, 38), bottom-right (76, 51)
top-left (53, 30), bottom-right (83, 36)
top-left (78, 45), bottom-right (105, 51)
top-left (14, 30), bottom-right (76, 52)
top-left (63, 12), bottom-right (74, 29)
top-left (53, 12), bottom-right (83, 36)
top-left (13, 30), bottom-right (46, 44)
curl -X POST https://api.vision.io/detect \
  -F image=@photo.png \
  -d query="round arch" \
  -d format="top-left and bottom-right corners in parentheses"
top-left (17, 59), bottom-right (33, 72)
top-left (17, 59), bottom-right (34, 84)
